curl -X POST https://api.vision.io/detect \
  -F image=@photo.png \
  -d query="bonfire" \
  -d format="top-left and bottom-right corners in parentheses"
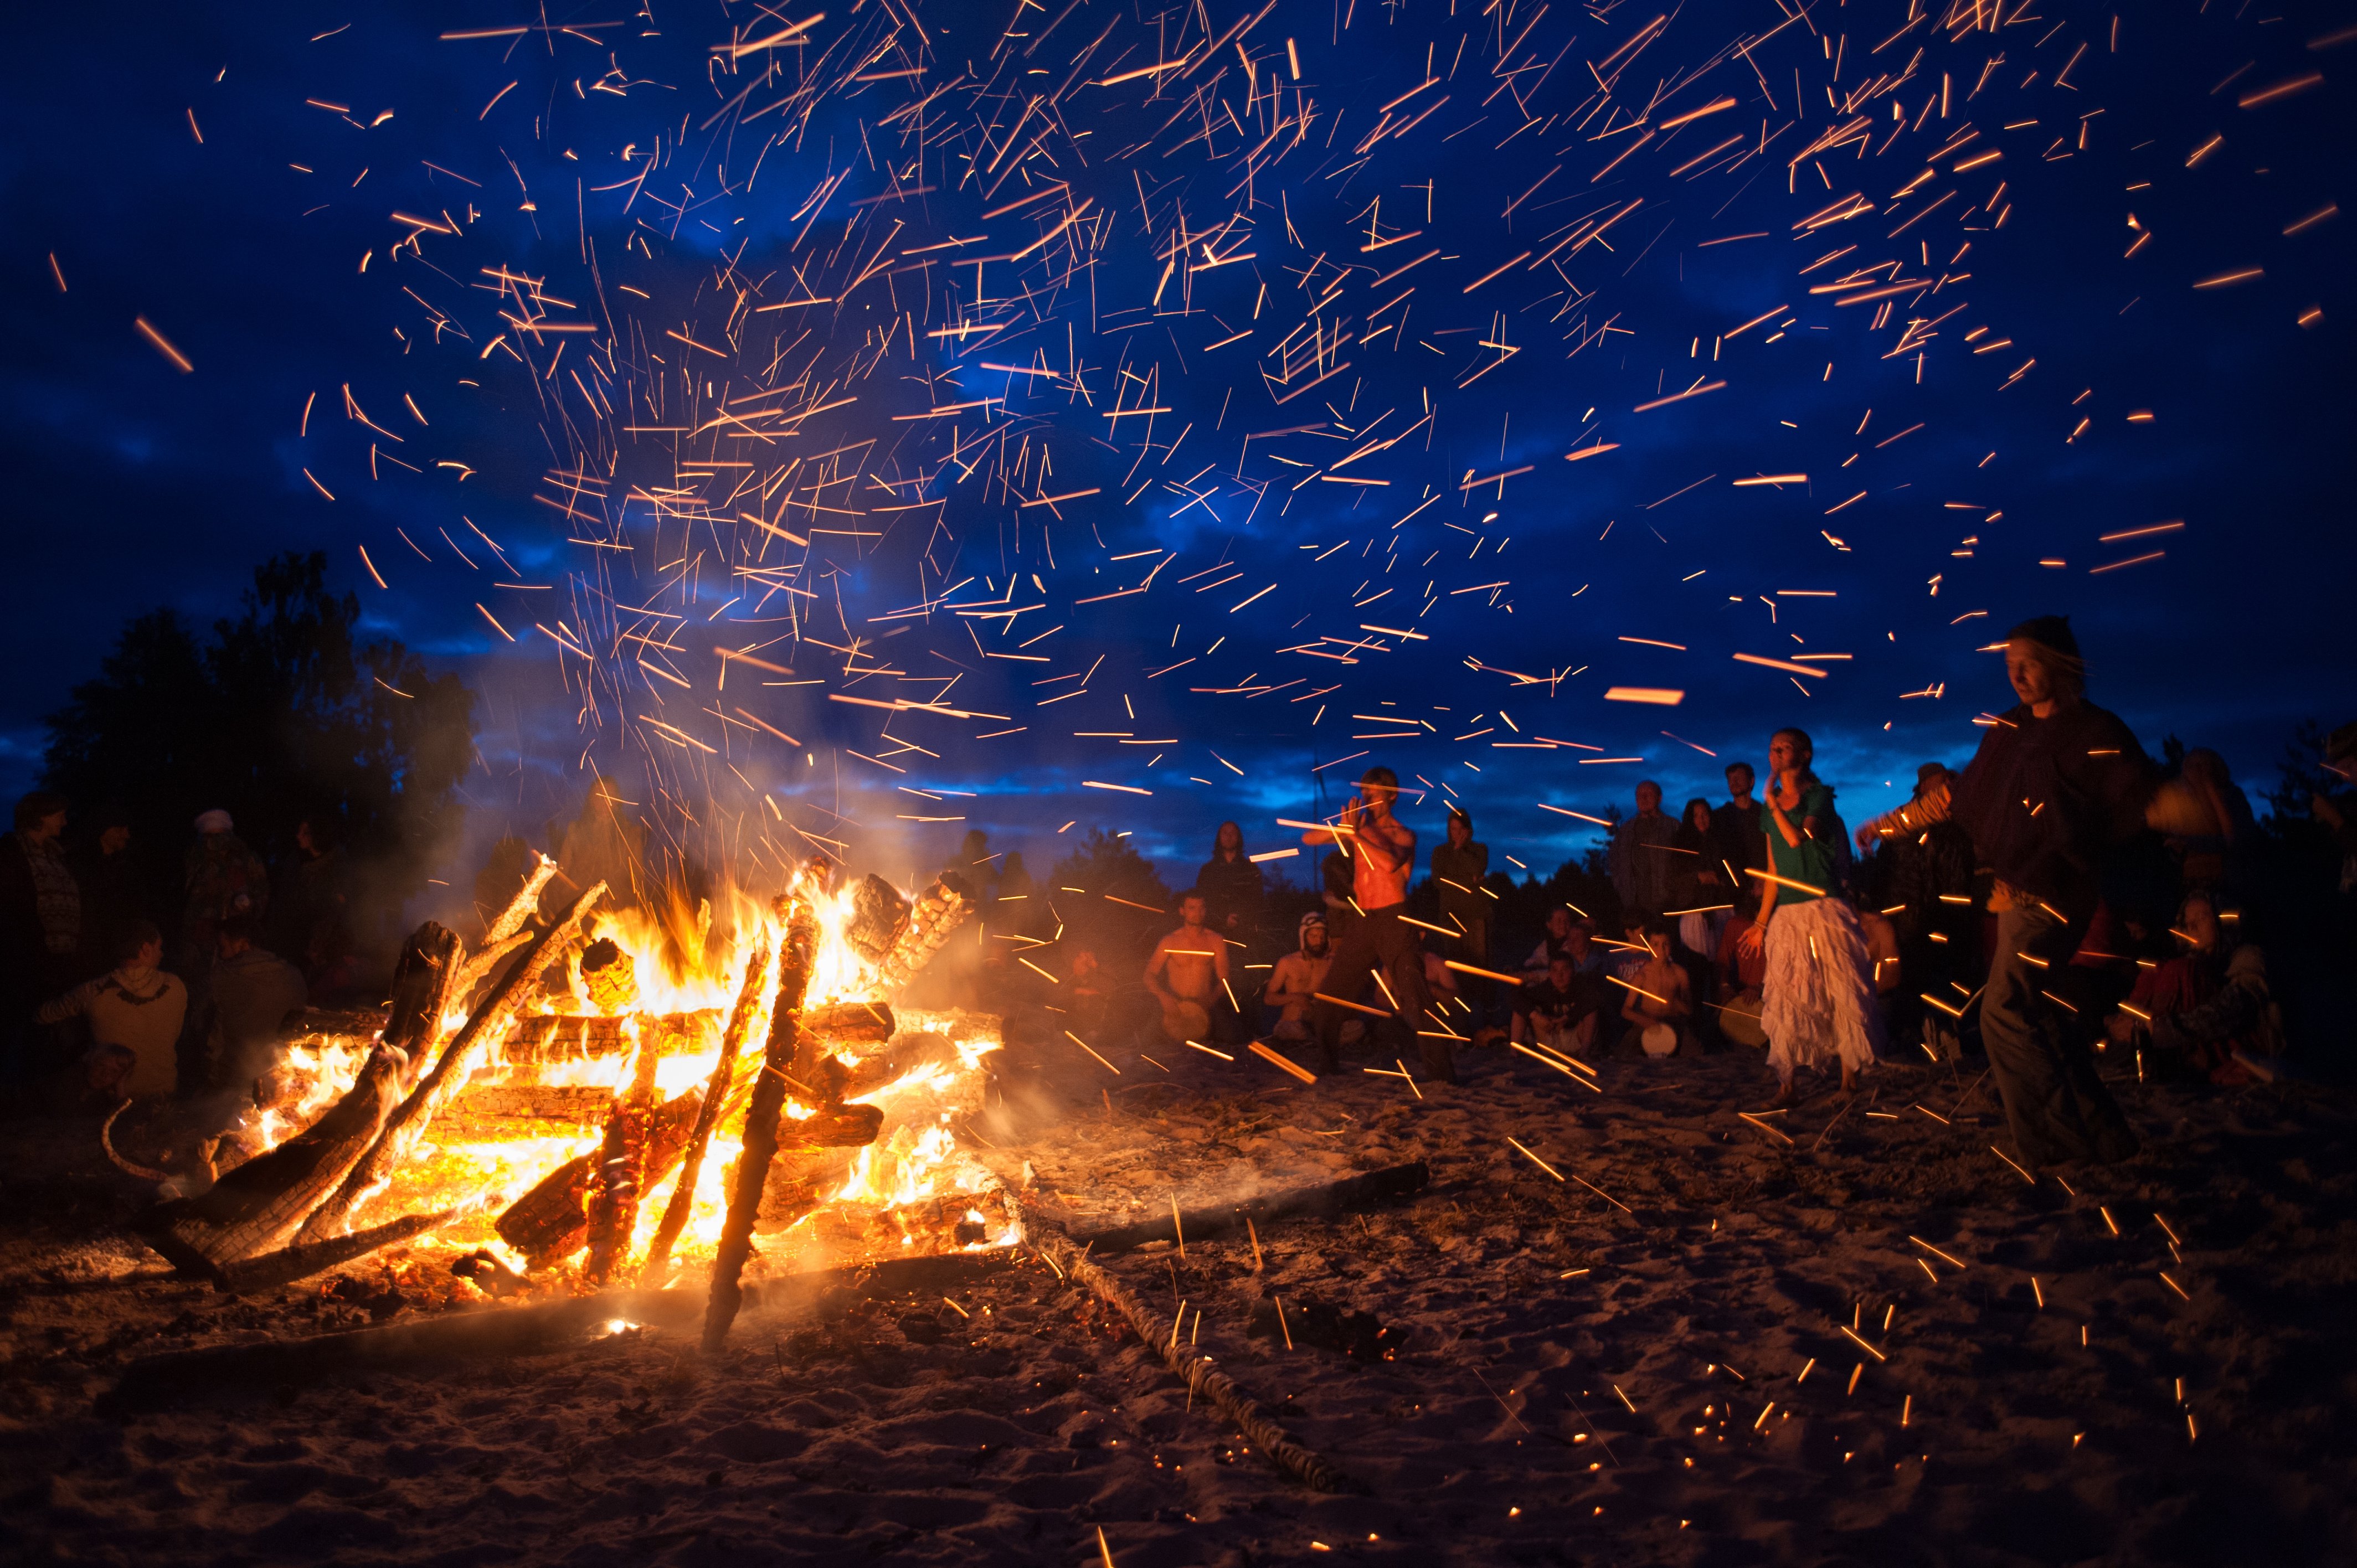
top-left (120, 859), bottom-right (1017, 1335)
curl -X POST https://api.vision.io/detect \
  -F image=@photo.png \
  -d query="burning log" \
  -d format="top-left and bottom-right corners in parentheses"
top-left (872, 876), bottom-right (976, 997)
top-left (214, 1209), bottom-right (455, 1297)
top-left (640, 936), bottom-right (777, 1284)
top-left (383, 924), bottom-right (463, 1064)
top-left (502, 1010), bottom-right (723, 1070)
top-left (579, 936), bottom-right (639, 1015)
top-left (582, 1030), bottom-right (660, 1285)
top-left (299, 883), bottom-right (606, 1245)
top-left (493, 1092), bottom-right (706, 1265)
top-left (843, 874), bottom-right (911, 966)
top-left (703, 899), bottom-right (819, 1352)
top-left (449, 853), bottom-right (559, 999)
top-left (801, 1000), bottom-right (896, 1043)
top-left (490, 1049), bottom-right (879, 1267)
top-left (1070, 1162), bottom-right (1432, 1254)
top-left (142, 1046), bottom-right (409, 1273)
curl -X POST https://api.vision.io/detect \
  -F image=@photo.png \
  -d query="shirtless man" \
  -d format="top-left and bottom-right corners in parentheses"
top-left (1300, 766), bottom-right (1448, 1081)
top-left (1264, 911), bottom-right (1334, 1040)
top-left (1145, 891), bottom-right (1231, 1042)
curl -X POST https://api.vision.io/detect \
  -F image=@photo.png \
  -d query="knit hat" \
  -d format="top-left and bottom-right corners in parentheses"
top-left (2005, 615), bottom-right (2081, 664)
top-left (1298, 910), bottom-right (1327, 949)
top-left (194, 808), bottom-right (234, 834)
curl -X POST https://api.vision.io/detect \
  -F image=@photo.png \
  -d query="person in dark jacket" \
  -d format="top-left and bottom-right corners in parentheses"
top-left (73, 804), bottom-right (143, 983)
top-left (1869, 764), bottom-right (1981, 1058)
top-left (1, 792), bottom-right (81, 1086)
top-left (1195, 821), bottom-right (1264, 943)
top-left (1608, 782), bottom-right (1681, 917)
top-left (1711, 762), bottom-right (1768, 887)
top-left (1857, 616), bottom-right (2219, 1167)
top-left (1427, 808), bottom-right (1491, 1024)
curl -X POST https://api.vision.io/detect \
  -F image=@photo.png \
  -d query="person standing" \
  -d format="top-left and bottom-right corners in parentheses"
top-left (1857, 616), bottom-right (2211, 1167)
top-left (1, 792), bottom-right (82, 1086)
top-left (1737, 729), bottom-right (1883, 1105)
top-left (1195, 821), bottom-right (1265, 945)
top-left (1301, 767), bottom-right (1445, 1081)
top-left (74, 805), bottom-right (143, 983)
top-left (1608, 782), bottom-right (1681, 919)
top-left (1871, 764), bottom-right (1979, 1059)
top-left (1711, 762), bottom-right (1769, 889)
top-left (1427, 807), bottom-right (1491, 1024)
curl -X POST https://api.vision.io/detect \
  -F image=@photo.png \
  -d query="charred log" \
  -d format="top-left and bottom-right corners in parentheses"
top-left (1068, 1161), bottom-right (1431, 1254)
top-left (144, 1048), bottom-right (409, 1270)
top-left (800, 1000), bottom-right (896, 1043)
top-left (844, 874), bottom-right (910, 966)
top-left (581, 1031), bottom-right (660, 1285)
top-left (493, 1091), bottom-right (705, 1264)
top-left (873, 876), bottom-right (976, 997)
top-left (215, 1209), bottom-right (452, 1296)
top-left (383, 924), bottom-right (462, 1062)
top-left (703, 900), bottom-right (818, 1352)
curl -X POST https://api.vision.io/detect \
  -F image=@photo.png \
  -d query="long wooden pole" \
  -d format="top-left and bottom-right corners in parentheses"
top-left (702, 900), bottom-right (816, 1352)
top-left (640, 933), bottom-right (776, 1285)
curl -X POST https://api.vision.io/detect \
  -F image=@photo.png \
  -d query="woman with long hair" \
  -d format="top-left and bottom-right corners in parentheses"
top-left (1737, 728), bottom-right (1883, 1105)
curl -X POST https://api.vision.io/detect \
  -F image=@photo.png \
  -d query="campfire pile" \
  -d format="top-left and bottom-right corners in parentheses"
top-left (130, 863), bottom-right (1008, 1313)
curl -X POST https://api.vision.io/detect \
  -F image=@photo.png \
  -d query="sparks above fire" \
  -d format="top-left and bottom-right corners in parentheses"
top-left (127, 859), bottom-right (1016, 1330)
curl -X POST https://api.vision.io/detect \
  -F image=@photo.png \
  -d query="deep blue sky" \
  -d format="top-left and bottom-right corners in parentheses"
top-left (5, 0), bottom-right (2351, 895)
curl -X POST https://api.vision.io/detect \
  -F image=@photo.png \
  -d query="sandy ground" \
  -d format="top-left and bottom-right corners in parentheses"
top-left (4, 1032), bottom-right (2355, 1567)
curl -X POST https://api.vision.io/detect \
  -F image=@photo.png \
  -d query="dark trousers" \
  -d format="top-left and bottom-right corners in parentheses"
top-left (1981, 906), bottom-right (2138, 1166)
top-left (1311, 906), bottom-right (1447, 1081)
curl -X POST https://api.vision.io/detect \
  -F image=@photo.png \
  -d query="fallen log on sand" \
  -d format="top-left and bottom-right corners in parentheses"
top-left (102, 1251), bottom-right (1019, 1410)
top-left (1068, 1160), bottom-right (1430, 1254)
top-left (1018, 1193), bottom-right (1362, 1495)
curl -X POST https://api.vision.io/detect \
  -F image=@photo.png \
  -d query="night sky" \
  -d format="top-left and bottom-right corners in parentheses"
top-left (5, 0), bottom-right (2352, 897)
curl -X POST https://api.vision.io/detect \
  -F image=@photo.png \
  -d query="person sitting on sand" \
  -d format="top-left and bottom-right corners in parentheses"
top-left (39, 919), bottom-right (186, 1100)
top-left (1616, 918), bottom-right (1699, 1058)
top-left (1512, 952), bottom-right (1601, 1055)
top-left (2103, 889), bottom-right (2282, 1083)
top-left (1265, 911), bottom-right (1335, 1041)
top-left (1145, 891), bottom-right (1233, 1044)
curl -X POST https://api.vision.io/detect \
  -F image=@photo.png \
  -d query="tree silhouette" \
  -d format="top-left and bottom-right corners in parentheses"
top-left (42, 552), bottom-right (475, 969)
top-left (1048, 827), bottom-right (1174, 967)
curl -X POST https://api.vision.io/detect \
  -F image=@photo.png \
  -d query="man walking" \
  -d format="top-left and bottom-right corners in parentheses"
top-left (1857, 616), bottom-right (2215, 1167)
top-left (1301, 767), bottom-right (1446, 1081)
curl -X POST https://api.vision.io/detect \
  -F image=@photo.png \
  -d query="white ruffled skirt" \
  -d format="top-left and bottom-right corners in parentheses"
top-left (1762, 897), bottom-right (1884, 1082)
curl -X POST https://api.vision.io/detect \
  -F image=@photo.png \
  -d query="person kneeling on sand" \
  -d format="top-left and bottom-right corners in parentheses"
top-left (1616, 917), bottom-right (1700, 1058)
top-left (1265, 911), bottom-right (1335, 1043)
top-left (1512, 953), bottom-right (1601, 1056)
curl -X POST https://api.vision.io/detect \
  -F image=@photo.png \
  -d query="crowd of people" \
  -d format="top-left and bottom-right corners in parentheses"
top-left (0, 802), bottom-right (344, 1106)
top-left (12, 612), bottom-right (2349, 1184)
top-left (990, 615), bottom-right (2352, 1173)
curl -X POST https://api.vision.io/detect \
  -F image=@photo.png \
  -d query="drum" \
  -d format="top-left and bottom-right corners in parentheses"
top-left (1718, 992), bottom-right (1768, 1048)
top-left (1641, 1023), bottom-right (1679, 1058)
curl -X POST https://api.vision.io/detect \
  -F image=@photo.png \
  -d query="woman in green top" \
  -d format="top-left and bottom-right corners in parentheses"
top-left (1736, 728), bottom-right (1883, 1106)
